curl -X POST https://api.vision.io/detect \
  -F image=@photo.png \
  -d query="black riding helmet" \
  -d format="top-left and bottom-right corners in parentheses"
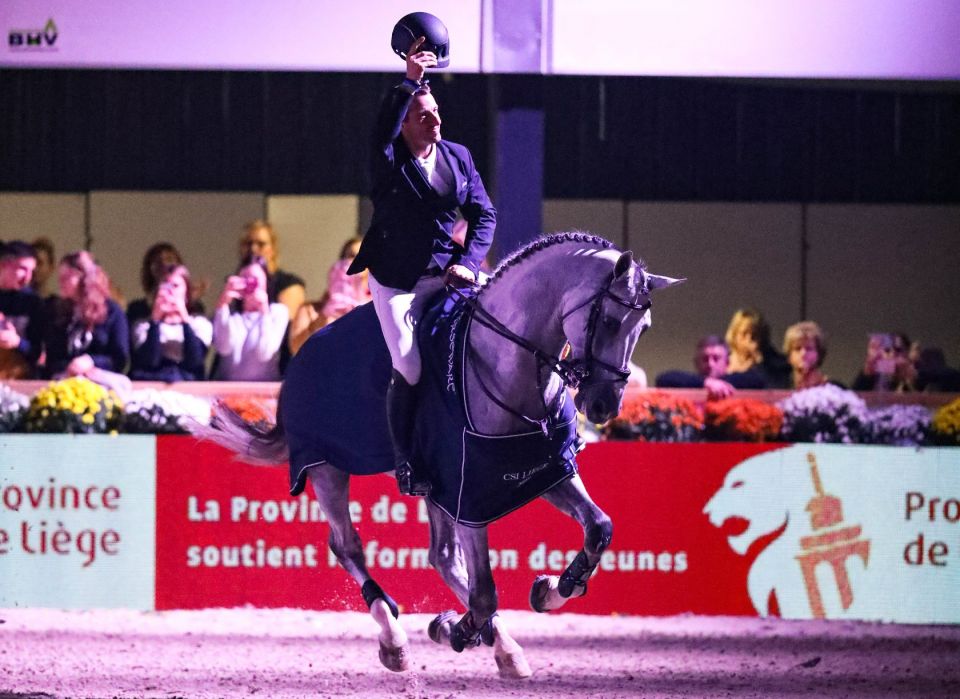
top-left (391, 12), bottom-right (449, 68)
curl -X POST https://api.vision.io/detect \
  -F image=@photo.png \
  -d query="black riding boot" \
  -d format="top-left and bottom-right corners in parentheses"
top-left (386, 369), bottom-right (430, 496)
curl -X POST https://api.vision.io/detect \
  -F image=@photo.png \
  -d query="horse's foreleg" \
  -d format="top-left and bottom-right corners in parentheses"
top-left (530, 474), bottom-right (612, 613)
top-left (306, 465), bottom-right (409, 672)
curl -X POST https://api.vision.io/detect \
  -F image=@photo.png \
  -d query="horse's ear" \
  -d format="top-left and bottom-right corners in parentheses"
top-left (613, 251), bottom-right (634, 280)
top-left (646, 273), bottom-right (685, 291)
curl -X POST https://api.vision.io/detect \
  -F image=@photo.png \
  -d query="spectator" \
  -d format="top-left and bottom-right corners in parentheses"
top-left (852, 332), bottom-right (916, 391)
top-left (127, 243), bottom-right (207, 327)
top-left (288, 237), bottom-right (370, 355)
top-left (783, 321), bottom-right (837, 389)
top-left (914, 347), bottom-right (960, 392)
top-left (211, 254), bottom-right (288, 381)
top-left (30, 237), bottom-right (56, 298)
top-left (44, 251), bottom-right (129, 378)
top-left (656, 335), bottom-right (736, 399)
top-left (724, 308), bottom-right (790, 389)
top-left (129, 264), bottom-right (212, 382)
top-left (239, 221), bottom-right (305, 321)
top-left (0, 241), bottom-right (44, 378)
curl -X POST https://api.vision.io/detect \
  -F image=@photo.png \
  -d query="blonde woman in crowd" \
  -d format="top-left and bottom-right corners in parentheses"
top-left (724, 308), bottom-right (790, 388)
top-left (239, 220), bottom-right (305, 321)
top-left (783, 321), bottom-right (836, 389)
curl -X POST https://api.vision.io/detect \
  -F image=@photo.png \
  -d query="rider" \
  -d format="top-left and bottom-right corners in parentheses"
top-left (347, 37), bottom-right (497, 496)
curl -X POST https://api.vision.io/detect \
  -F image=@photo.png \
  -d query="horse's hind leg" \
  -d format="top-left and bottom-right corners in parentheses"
top-left (425, 501), bottom-right (531, 679)
top-left (530, 474), bottom-right (612, 613)
top-left (306, 464), bottom-right (409, 672)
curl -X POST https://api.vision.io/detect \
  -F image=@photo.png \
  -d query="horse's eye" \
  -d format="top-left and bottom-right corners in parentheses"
top-left (602, 316), bottom-right (622, 332)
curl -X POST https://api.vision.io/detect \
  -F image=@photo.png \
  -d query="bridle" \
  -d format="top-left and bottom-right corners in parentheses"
top-left (449, 270), bottom-right (651, 431)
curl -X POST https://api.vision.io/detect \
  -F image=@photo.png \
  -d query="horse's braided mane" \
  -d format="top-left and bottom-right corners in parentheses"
top-left (478, 231), bottom-right (616, 297)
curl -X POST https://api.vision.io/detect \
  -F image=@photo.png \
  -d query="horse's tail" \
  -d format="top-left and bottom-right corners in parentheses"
top-left (193, 397), bottom-right (289, 465)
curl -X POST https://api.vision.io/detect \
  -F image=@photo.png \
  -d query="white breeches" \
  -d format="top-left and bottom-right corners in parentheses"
top-left (368, 273), bottom-right (445, 385)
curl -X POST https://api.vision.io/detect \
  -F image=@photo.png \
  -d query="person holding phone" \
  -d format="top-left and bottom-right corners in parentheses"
top-left (211, 254), bottom-right (289, 381)
top-left (129, 264), bottom-right (211, 382)
top-left (347, 36), bottom-right (496, 495)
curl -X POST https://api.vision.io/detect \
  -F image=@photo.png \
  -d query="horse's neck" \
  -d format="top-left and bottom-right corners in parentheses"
top-left (465, 244), bottom-right (602, 434)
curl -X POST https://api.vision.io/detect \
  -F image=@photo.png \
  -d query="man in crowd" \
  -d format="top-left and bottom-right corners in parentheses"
top-left (656, 334), bottom-right (738, 399)
top-left (0, 240), bottom-right (45, 378)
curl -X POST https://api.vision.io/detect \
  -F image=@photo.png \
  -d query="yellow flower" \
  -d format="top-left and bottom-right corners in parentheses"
top-left (81, 414), bottom-right (95, 425)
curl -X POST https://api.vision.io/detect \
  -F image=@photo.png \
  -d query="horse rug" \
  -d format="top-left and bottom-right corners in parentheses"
top-left (282, 290), bottom-right (580, 527)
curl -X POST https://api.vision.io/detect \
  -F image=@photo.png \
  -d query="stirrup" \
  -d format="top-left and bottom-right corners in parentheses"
top-left (396, 461), bottom-right (431, 497)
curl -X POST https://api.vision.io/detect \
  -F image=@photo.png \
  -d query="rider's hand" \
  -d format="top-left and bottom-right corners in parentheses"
top-left (444, 264), bottom-right (477, 288)
top-left (704, 377), bottom-right (736, 400)
top-left (406, 36), bottom-right (438, 83)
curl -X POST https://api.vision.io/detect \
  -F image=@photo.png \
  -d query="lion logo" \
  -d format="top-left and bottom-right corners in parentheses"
top-left (703, 446), bottom-right (870, 619)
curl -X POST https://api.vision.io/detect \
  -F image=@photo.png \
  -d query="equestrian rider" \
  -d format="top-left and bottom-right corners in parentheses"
top-left (347, 37), bottom-right (497, 496)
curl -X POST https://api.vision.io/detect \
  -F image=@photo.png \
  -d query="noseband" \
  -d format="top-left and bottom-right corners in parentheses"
top-left (450, 270), bottom-right (650, 431)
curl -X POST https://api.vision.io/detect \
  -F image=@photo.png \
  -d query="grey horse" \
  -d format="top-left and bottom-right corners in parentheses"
top-left (200, 232), bottom-right (681, 678)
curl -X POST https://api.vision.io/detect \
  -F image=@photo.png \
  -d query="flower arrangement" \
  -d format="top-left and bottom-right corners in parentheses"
top-left (778, 384), bottom-right (867, 444)
top-left (0, 384), bottom-right (29, 433)
top-left (218, 395), bottom-right (276, 430)
top-left (931, 398), bottom-right (960, 446)
top-left (123, 389), bottom-right (212, 434)
top-left (863, 404), bottom-right (932, 447)
top-left (704, 398), bottom-right (783, 442)
top-left (603, 390), bottom-right (703, 442)
top-left (23, 377), bottom-right (123, 434)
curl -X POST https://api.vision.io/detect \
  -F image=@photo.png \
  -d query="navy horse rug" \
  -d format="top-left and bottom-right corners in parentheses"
top-left (282, 289), bottom-right (580, 527)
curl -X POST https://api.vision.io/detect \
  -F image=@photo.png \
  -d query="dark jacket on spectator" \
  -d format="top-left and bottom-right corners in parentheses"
top-left (43, 297), bottom-right (129, 377)
top-left (0, 288), bottom-right (45, 378)
top-left (129, 319), bottom-right (210, 382)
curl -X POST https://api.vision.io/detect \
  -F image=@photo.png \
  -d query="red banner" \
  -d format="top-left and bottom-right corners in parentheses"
top-left (156, 437), bottom-right (784, 615)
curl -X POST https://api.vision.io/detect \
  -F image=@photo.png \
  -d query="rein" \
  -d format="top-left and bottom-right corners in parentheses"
top-left (447, 271), bottom-right (651, 431)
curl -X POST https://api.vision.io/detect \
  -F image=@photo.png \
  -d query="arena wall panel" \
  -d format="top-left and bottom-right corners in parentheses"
top-left (806, 204), bottom-right (960, 383)
top-left (624, 202), bottom-right (803, 382)
top-left (542, 199), bottom-right (626, 250)
top-left (265, 194), bottom-right (362, 300)
top-left (0, 192), bottom-right (86, 258)
top-left (87, 191), bottom-right (265, 309)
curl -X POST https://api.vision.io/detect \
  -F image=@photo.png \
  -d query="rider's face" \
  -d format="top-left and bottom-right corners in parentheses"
top-left (402, 93), bottom-right (442, 153)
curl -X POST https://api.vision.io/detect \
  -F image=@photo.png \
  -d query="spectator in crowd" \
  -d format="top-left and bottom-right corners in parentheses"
top-left (724, 308), bottom-right (790, 389)
top-left (129, 264), bottom-right (211, 382)
top-left (783, 321), bottom-right (838, 389)
top-left (914, 346), bottom-right (960, 392)
top-left (0, 241), bottom-right (44, 378)
top-left (211, 254), bottom-right (289, 381)
top-left (238, 220), bottom-right (305, 321)
top-left (44, 251), bottom-right (129, 378)
top-left (852, 332), bottom-right (916, 391)
top-left (29, 237), bottom-right (56, 298)
top-left (127, 242), bottom-right (207, 327)
top-left (656, 335), bottom-right (736, 399)
top-left (288, 237), bottom-right (370, 356)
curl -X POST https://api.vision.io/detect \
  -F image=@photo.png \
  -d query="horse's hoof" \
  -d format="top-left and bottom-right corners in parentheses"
top-left (378, 640), bottom-right (411, 672)
top-left (529, 574), bottom-right (555, 613)
top-left (428, 610), bottom-right (458, 644)
top-left (496, 651), bottom-right (533, 680)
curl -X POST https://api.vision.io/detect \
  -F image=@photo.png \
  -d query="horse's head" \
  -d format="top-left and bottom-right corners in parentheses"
top-left (563, 250), bottom-right (683, 424)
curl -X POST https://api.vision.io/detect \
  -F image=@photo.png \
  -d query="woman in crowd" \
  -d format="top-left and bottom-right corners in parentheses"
top-left (783, 321), bottom-right (836, 389)
top-left (44, 251), bottom-right (129, 378)
top-left (288, 237), bottom-right (370, 355)
top-left (127, 242), bottom-right (206, 327)
top-left (129, 264), bottom-right (211, 382)
top-left (211, 254), bottom-right (289, 381)
top-left (238, 221), bottom-right (305, 321)
top-left (724, 308), bottom-right (790, 389)
top-left (852, 331), bottom-right (916, 391)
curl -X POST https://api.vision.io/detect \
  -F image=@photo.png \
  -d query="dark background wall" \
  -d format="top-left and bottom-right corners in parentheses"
top-left (4, 69), bottom-right (959, 203)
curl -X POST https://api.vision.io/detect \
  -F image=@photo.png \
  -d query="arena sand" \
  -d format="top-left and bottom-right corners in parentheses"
top-left (1, 608), bottom-right (959, 698)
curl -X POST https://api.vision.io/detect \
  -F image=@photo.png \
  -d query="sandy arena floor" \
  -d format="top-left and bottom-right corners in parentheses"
top-left (1, 608), bottom-right (959, 698)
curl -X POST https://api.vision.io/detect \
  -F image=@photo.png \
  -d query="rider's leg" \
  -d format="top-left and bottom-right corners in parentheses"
top-left (530, 474), bottom-right (613, 612)
top-left (306, 464), bottom-right (409, 671)
top-left (368, 274), bottom-right (441, 496)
